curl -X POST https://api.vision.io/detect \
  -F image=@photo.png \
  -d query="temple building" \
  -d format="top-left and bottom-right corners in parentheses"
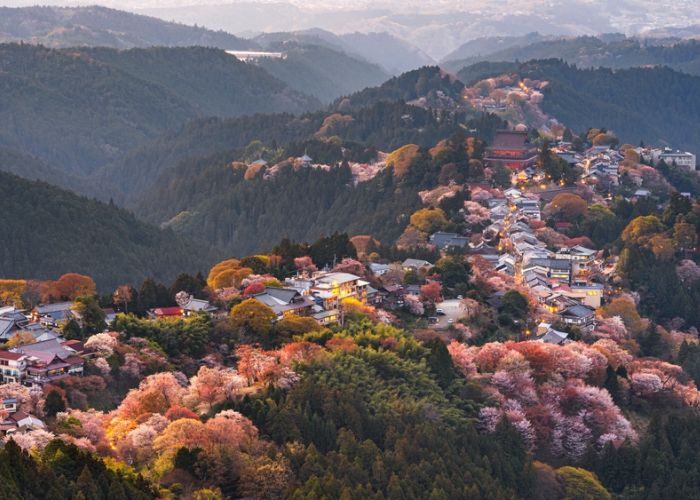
top-left (485, 130), bottom-right (538, 170)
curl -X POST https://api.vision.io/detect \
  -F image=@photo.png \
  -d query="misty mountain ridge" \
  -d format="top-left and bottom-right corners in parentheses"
top-left (0, 5), bottom-right (257, 49)
top-left (444, 34), bottom-right (700, 77)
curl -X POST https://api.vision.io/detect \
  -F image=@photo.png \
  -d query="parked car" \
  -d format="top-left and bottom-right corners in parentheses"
top-left (436, 308), bottom-right (445, 315)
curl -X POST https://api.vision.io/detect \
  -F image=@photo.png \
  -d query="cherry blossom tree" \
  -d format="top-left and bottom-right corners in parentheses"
top-left (294, 256), bottom-right (317, 274)
top-left (420, 282), bottom-right (442, 303)
top-left (236, 345), bottom-right (279, 385)
top-left (6, 429), bottom-right (55, 451)
top-left (464, 201), bottom-right (491, 226)
top-left (332, 258), bottom-right (366, 277)
top-left (93, 357), bottom-right (111, 376)
top-left (183, 366), bottom-right (247, 413)
top-left (117, 372), bottom-right (186, 419)
top-left (677, 259), bottom-right (700, 284)
top-left (447, 341), bottom-right (476, 378)
top-left (404, 294), bottom-right (424, 316)
top-left (85, 332), bottom-right (118, 357)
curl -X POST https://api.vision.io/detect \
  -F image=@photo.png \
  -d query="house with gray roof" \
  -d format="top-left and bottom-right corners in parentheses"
top-left (429, 232), bottom-right (470, 251)
top-left (32, 302), bottom-right (74, 326)
top-left (558, 304), bottom-right (596, 332)
top-left (253, 287), bottom-right (315, 319)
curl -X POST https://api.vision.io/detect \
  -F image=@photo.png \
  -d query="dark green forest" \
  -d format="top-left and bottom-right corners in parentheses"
top-left (223, 322), bottom-right (533, 499)
top-left (335, 66), bottom-right (465, 111)
top-left (0, 171), bottom-right (212, 290)
top-left (0, 439), bottom-right (155, 499)
top-left (256, 42), bottom-right (389, 103)
top-left (97, 100), bottom-right (503, 206)
top-left (139, 162), bottom-right (423, 256)
top-left (0, 44), bottom-right (317, 174)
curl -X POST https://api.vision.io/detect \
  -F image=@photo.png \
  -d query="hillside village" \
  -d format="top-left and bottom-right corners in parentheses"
top-left (0, 40), bottom-right (698, 500)
top-left (0, 130), bottom-right (696, 354)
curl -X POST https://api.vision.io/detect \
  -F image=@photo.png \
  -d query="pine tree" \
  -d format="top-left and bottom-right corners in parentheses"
top-left (44, 390), bottom-right (67, 418)
top-left (75, 466), bottom-right (100, 500)
top-left (604, 365), bottom-right (621, 403)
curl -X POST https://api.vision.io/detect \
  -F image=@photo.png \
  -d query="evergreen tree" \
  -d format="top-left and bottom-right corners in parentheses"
top-left (44, 390), bottom-right (67, 418)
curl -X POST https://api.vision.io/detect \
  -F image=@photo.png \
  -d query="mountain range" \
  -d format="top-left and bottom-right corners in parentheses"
top-left (0, 5), bottom-right (256, 49)
top-left (0, 43), bottom-right (318, 174)
top-left (444, 34), bottom-right (700, 77)
top-left (253, 28), bottom-right (435, 75)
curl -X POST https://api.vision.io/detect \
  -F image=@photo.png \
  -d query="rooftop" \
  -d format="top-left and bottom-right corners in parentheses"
top-left (560, 304), bottom-right (595, 319)
top-left (489, 130), bottom-right (533, 151)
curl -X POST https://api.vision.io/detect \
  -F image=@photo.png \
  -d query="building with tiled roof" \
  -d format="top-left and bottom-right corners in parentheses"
top-left (485, 130), bottom-right (538, 170)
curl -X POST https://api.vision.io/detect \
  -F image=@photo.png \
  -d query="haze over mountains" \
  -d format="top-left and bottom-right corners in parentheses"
top-left (4, 1), bottom-right (700, 58)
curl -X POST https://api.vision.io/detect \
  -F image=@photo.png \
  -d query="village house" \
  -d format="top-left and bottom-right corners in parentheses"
top-left (252, 287), bottom-right (316, 320)
top-left (285, 271), bottom-right (372, 325)
top-left (523, 270), bottom-right (550, 289)
top-left (369, 263), bottom-right (390, 277)
top-left (0, 408), bottom-right (46, 437)
top-left (641, 147), bottom-right (697, 171)
top-left (32, 302), bottom-right (74, 327)
top-left (0, 306), bottom-right (29, 342)
top-left (554, 245), bottom-right (597, 285)
top-left (0, 351), bottom-right (26, 384)
top-left (523, 258), bottom-right (572, 284)
top-left (148, 294), bottom-right (218, 319)
top-left (19, 323), bottom-right (64, 343)
top-left (541, 293), bottom-right (578, 314)
top-left (429, 232), bottom-right (470, 251)
top-left (534, 322), bottom-right (569, 345)
top-left (148, 306), bottom-right (184, 319)
top-left (10, 339), bottom-right (84, 385)
top-left (513, 197), bottom-right (541, 220)
top-left (558, 304), bottom-right (596, 333)
top-left (560, 284), bottom-right (605, 309)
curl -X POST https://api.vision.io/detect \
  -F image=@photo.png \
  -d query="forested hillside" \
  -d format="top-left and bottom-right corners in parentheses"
top-left (80, 46), bottom-right (320, 117)
top-left (0, 440), bottom-right (155, 499)
top-left (0, 44), bottom-right (194, 174)
top-left (0, 5), bottom-right (257, 50)
top-left (96, 101), bottom-right (503, 206)
top-left (0, 44), bottom-right (318, 175)
top-left (0, 171), bottom-right (212, 290)
top-left (137, 159), bottom-right (424, 256)
top-left (336, 66), bottom-right (465, 111)
top-left (254, 42), bottom-right (389, 103)
top-left (442, 32), bottom-right (555, 63)
top-left (95, 114), bottom-right (322, 205)
top-left (254, 28), bottom-right (435, 74)
top-left (445, 36), bottom-right (700, 76)
top-left (0, 148), bottom-right (91, 195)
top-left (458, 59), bottom-right (700, 153)
top-left (128, 121), bottom-right (507, 256)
